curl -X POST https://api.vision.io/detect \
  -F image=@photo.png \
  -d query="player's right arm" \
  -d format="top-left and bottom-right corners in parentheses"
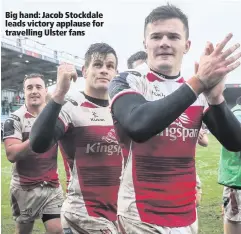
top-left (109, 34), bottom-right (241, 144)
top-left (109, 72), bottom-right (202, 143)
top-left (3, 116), bottom-right (33, 163)
top-left (30, 63), bottom-right (77, 153)
top-left (29, 100), bottom-right (67, 153)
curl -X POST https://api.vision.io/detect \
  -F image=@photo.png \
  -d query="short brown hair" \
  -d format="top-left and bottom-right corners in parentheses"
top-left (84, 43), bottom-right (118, 69)
top-left (24, 73), bottom-right (46, 85)
top-left (144, 3), bottom-right (189, 39)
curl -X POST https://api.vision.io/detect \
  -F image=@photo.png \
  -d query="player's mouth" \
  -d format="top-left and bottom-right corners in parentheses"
top-left (157, 53), bottom-right (174, 56)
top-left (97, 78), bottom-right (109, 82)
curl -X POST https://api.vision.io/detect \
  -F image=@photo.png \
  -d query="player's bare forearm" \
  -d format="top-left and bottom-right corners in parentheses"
top-left (4, 139), bottom-right (33, 163)
top-left (203, 101), bottom-right (241, 151)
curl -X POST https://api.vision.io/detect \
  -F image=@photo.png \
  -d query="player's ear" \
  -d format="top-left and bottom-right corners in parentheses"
top-left (184, 40), bottom-right (191, 54)
top-left (82, 65), bottom-right (87, 79)
top-left (143, 39), bottom-right (147, 51)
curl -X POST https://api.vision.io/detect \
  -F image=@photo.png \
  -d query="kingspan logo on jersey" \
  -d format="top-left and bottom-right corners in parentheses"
top-left (86, 129), bottom-right (121, 155)
top-left (158, 113), bottom-right (199, 141)
top-left (90, 111), bottom-right (105, 122)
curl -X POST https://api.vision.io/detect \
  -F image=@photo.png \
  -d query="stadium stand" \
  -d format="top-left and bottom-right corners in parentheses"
top-left (1, 35), bottom-right (84, 138)
top-left (1, 35), bottom-right (241, 136)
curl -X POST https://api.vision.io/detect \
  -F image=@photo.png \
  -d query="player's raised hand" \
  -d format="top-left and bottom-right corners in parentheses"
top-left (195, 42), bottom-right (227, 105)
top-left (196, 33), bottom-right (241, 89)
top-left (53, 63), bottom-right (77, 103)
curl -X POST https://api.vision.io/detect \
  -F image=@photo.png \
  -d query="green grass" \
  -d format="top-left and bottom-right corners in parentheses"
top-left (1, 145), bottom-right (67, 234)
top-left (1, 135), bottom-right (223, 233)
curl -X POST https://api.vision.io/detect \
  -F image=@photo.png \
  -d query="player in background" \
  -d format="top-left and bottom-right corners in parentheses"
top-left (127, 51), bottom-right (147, 69)
top-left (3, 74), bottom-right (64, 234)
top-left (29, 43), bottom-right (122, 234)
top-left (108, 4), bottom-right (241, 234)
top-left (193, 126), bottom-right (209, 234)
top-left (219, 96), bottom-right (241, 234)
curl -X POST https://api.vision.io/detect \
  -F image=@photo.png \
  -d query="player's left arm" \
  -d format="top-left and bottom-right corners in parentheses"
top-left (203, 101), bottom-right (241, 152)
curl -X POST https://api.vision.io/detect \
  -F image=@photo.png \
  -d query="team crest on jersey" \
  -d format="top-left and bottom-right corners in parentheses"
top-left (102, 129), bottom-right (119, 144)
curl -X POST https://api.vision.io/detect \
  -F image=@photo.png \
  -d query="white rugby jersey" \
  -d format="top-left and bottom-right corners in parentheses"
top-left (109, 67), bottom-right (209, 227)
top-left (3, 105), bottom-right (59, 189)
top-left (58, 92), bottom-right (124, 221)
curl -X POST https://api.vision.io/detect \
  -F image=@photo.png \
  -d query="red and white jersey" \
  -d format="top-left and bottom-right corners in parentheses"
top-left (109, 68), bottom-right (209, 227)
top-left (59, 92), bottom-right (123, 221)
top-left (3, 105), bottom-right (59, 190)
top-left (59, 143), bottom-right (73, 190)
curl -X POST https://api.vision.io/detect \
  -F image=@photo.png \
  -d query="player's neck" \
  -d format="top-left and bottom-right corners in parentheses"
top-left (151, 69), bottom-right (181, 79)
top-left (149, 65), bottom-right (180, 77)
top-left (84, 87), bottom-right (108, 100)
top-left (26, 103), bottom-right (46, 117)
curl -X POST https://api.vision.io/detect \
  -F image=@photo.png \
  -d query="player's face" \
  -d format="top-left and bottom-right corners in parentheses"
top-left (144, 18), bottom-right (191, 75)
top-left (24, 77), bottom-right (47, 107)
top-left (84, 53), bottom-right (117, 91)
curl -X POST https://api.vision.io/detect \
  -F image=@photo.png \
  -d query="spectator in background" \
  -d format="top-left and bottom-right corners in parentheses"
top-left (127, 51), bottom-right (147, 69)
top-left (16, 95), bottom-right (20, 104)
top-left (219, 96), bottom-right (241, 234)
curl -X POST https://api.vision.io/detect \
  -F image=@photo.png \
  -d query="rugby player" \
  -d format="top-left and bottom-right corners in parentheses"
top-left (3, 74), bottom-right (64, 234)
top-left (219, 96), bottom-right (241, 234)
top-left (108, 4), bottom-right (241, 234)
top-left (29, 43), bottom-right (122, 234)
top-left (127, 51), bottom-right (147, 69)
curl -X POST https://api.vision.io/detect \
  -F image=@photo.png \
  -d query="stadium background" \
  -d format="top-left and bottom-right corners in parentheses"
top-left (1, 36), bottom-right (241, 233)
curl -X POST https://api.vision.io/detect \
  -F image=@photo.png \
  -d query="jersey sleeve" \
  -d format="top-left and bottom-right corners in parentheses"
top-left (108, 71), bottom-right (147, 109)
top-left (232, 106), bottom-right (241, 123)
top-left (3, 114), bottom-right (22, 141)
top-left (58, 98), bottom-right (77, 132)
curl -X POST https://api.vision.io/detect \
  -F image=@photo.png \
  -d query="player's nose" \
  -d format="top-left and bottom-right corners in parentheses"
top-left (159, 35), bottom-right (171, 48)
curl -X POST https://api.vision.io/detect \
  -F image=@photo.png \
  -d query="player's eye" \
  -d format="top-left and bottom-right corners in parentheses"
top-left (94, 63), bottom-right (102, 67)
top-left (169, 35), bottom-right (179, 40)
top-left (151, 35), bottom-right (161, 40)
top-left (107, 64), bottom-right (114, 69)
